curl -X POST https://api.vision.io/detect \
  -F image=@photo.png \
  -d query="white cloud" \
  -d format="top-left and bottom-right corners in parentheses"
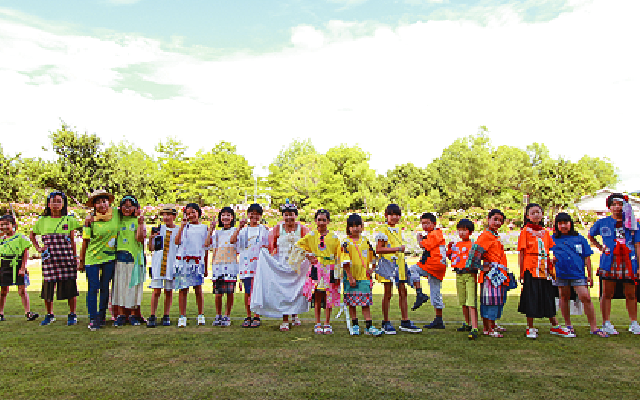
top-left (0, 0), bottom-right (638, 183)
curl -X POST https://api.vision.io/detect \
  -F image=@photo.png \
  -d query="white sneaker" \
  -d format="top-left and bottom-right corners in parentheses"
top-left (526, 328), bottom-right (538, 339)
top-left (629, 321), bottom-right (640, 335)
top-left (197, 314), bottom-right (205, 326)
top-left (178, 316), bottom-right (187, 328)
top-left (292, 316), bottom-right (302, 326)
top-left (602, 321), bottom-right (619, 335)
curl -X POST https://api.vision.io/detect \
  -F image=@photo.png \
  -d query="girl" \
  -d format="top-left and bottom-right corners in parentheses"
top-left (230, 203), bottom-right (269, 328)
top-left (468, 209), bottom-right (510, 338)
top-left (341, 214), bottom-right (383, 336)
top-left (0, 215), bottom-right (37, 322)
top-left (79, 190), bottom-right (119, 331)
top-left (588, 193), bottom-right (640, 335)
top-left (518, 203), bottom-right (572, 339)
top-left (111, 195), bottom-right (146, 327)
top-left (551, 213), bottom-right (607, 337)
top-left (30, 191), bottom-right (80, 326)
top-left (206, 207), bottom-right (239, 327)
top-left (174, 203), bottom-right (209, 328)
top-left (298, 209), bottom-right (341, 334)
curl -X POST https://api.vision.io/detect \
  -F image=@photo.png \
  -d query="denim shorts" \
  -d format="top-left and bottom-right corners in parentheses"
top-left (553, 277), bottom-right (588, 287)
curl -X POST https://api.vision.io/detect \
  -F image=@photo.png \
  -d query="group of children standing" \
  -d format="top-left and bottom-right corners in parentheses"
top-left (1, 190), bottom-right (639, 339)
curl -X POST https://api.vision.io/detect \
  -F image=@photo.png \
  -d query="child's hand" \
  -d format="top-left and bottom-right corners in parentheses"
top-left (238, 218), bottom-right (247, 229)
top-left (137, 209), bottom-right (145, 222)
top-left (366, 268), bottom-right (372, 278)
top-left (307, 255), bottom-right (318, 264)
top-left (349, 276), bottom-right (356, 288)
top-left (399, 245), bottom-right (406, 253)
top-left (84, 213), bottom-right (94, 227)
top-left (587, 276), bottom-right (593, 288)
top-left (78, 259), bottom-right (85, 272)
top-left (204, 268), bottom-right (208, 278)
top-left (18, 267), bottom-right (26, 276)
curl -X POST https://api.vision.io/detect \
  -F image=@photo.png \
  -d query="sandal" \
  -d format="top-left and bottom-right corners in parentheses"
top-left (292, 316), bottom-right (302, 326)
top-left (323, 324), bottom-right (333, 335)
top-left (242, 317), bottom-right (252, 328)
top-left (488, 330), bottom-right (503, 338)
top-left (590, 329), bottom-right (609, 338)
top-left (566, 325), bottom-right (575, 335)
top-left (483, 330), bottom-right (490, 335)
top-left (314, 323), bottom-right (323, 334)
top-left (493, 325), bottom-right (507, 332)
top-left (279, 322), bottom-right (290, 332)
top-left (251, 317), bottom-right (261, 328)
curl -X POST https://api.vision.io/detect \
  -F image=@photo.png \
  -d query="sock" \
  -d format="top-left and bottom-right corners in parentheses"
top-left (163, 314), bottom-right (169, 318)
top-left (366, 320), bottom-right (373, 329)
top-left (471, 328), bottom-right (478, 332)
top-left (382, 320), bottom-right (389, 325)
top-left (401, 319), bottom-right (409, 325)
top-left (352, 318), bottom-right (358, 326)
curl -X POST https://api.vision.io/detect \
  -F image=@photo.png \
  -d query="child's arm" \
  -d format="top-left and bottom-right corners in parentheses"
top-left (230, 219), bottom-right (246, 244)
top-left (587, 235), bottom-right (605, 253)
top-left (376, 239), bottom-right (404, 254)
top-left (343, 261), bottom-right (356, 288)
top-left (148, 228), bottom-right (158, 252)
top-left (204, 249), bottom-right (209, 278)
top-left (135, 213), bottom-right (146, 243)
top-left (18, 248), bottom-right (28, 275)
top-left (268, 225), bottom-right (279, 255)
top-left (585, 256), bottom-right (593, 288)
top-left (29, 232), bottom-right (44, 253)
top-left (78, 238), bottom-right (89, 272)
top-left (518, 250), bottom-right (525, 280)
top-left (174, 217), bottom-right (188, 246)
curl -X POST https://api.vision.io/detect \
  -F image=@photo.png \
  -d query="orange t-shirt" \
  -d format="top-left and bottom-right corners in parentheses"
top-left (474, 230), bottom-right (509, 284)
top-left (517, 226), bottom-right (554, 278)
top-left (448, 240), bottom-right (473, 271)
top-left (417, 229), bottom-right (447, 280)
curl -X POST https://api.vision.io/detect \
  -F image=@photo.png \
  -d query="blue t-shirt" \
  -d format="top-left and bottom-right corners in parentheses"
top-left (589, 216), bottom-right (640, 273)
top-left (551, 234), bottom-right (593, 280)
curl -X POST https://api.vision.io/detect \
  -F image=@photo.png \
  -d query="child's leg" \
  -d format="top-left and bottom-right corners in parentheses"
top-left (600, 279), bottom-right (615, 322)
top-left (163, 289), bottom-right (173, 316)
top-left (325, 306), bottom-right (332, 325)
top-left (150, 288), bottom-right (161, 316)
top-left (397, 282), bottom-right (408, 320)
top-left (349, 305), bottom-right (358, 322)
top-left (179, 288), bottom-right (188, 315)
top-left (382, 282), bottom-right (393, 321)
top-left (558, 285), bottom-right (572, 327)
top-left (574, 285), bottom-right (598, 332)
top-left (225, 292), bottom-right (233, 316)
top-left (469, 306), bottom-right (478, 330)
top-left (623, 282), bottom-right (638, 321)
top-left (527, 317), bottom-right (534, 329)
top-left (68, 296), bottom-right (76, 314)
top-left (462, 305), bottom-right (470, 325)
top-left (215, 293), bottom-right (222, 315)
top-left (45, 300), bottom-right (54, 315)
top-left (0, 286), bottom-right (8, 315)
top-left (15, 284), bottom-right (27, 313)
top-left (314, 291), bottom-right (322, 324)
top-left (362, 305), bottom-right (371, 321)
top-left (194, 285), bottom-right (204, 315)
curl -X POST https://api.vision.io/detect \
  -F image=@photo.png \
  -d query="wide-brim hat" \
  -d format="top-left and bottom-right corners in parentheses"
top-left (159, 206), bottom-right (178, 215)
top-left (86, 189), bottom-right (115, 207)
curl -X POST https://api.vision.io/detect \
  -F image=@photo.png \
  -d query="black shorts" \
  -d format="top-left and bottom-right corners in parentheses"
top-left (41, 279), bottom-right (79, 302)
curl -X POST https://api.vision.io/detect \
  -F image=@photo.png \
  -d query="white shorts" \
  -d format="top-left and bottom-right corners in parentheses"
top-left (148, 279), bottom-right (175, 290)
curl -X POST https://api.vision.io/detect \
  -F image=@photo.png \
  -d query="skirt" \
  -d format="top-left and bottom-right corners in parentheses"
top-left (518, 271), bottom-right (557, 318)
top-left (343, 280), bottom-right (373, 306)
top-left (111, 261), bottom-right (144, 308)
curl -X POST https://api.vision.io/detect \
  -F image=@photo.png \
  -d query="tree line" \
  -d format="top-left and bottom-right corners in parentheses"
top-left (1, 124), bottom-right (617, 214)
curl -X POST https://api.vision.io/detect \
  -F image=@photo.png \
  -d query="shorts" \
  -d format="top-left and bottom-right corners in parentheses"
top-left (456, 273), bottom-right (477, 308)
top-left (213, 278), bottom-right (236, 295)
top-left (553, 278), bottom-right (588, 287)
top-left (40, 279), bottom-right (79, 302)
top-left (242, 277), bottom-right (253, 294)
top-left (480, 304), bottom-right (504, 320)
top-left (148, 279), bottom-right (175, 290)
top-left (409, 265), bottom-right (445, 309)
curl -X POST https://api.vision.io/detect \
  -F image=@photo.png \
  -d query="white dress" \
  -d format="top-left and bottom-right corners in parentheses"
top-left (237, 225), bottom-right (270, 279)
top-left (174, 224), bottom-right (208, 290)
top-left (210, 228), bottom-right (239, 281)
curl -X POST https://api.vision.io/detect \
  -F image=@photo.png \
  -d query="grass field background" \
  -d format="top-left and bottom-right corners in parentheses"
top-left (3, 252), bottom-right (640, 400)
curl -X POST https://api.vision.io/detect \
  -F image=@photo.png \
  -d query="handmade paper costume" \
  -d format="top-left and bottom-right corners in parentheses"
top-left (174, 223), bottom-right (208, 290)
top-left (299, 230), bottom-right (341, 308)
top-left (0, 234), bottom-right (31, 287)
top-left (149, 225), bottom-right (179, 289)
top-left (517, 225), bottom-right (557, 319)
top-left (340, 237), bottom-right (374, 306)
top-left (210, 227), bottom-right (240, 293)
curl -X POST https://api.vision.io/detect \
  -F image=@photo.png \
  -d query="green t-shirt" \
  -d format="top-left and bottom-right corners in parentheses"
top-left (33, 215), bottom-right (82, 235)
top-left (82, 211), bottom-right (120, 266)
top-left (0, 234), bottom-right (32, 258)
top-left (116, 216), bottom-right (143, 259)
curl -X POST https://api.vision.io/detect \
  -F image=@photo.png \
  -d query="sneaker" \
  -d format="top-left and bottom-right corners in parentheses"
top-left (292, 316), bottom-right (302, 326)
top-left (161, 315), bottom-right (171, 326)
top-left (399, 320), bottom-right (423, 333)
top-left (212, 315), bottom-right (222, 326)
top-left (88, 319), bottom-right (100, 331)
top-left (242, 317), bottom-right (252, 328)
top-left (411, 293), bottom-right (430, 311)
top-left (67, 313), bottom-right (77, 326)
top-left (550, 325), bottom-right (575, 338)
top-left (424, 318), bottom-right (445, 329)
top-left (526, 328), bottom-right (538, 339)
top-left (468, 329), bottom-right (479, 340)
top-left (147, 315), bottom-right (157, 328)
top-left (221, 316), bottom-right (231, 327)
top-left (40, 314), bottom-right (55, 326)
top-left (365, 326), bottom-right (384, 337)
top-left (314, 323), bottom-right (323, 334)
top-left (113, 315), bottom-right (126, 327)
top-left (26, 312), bottom-right (39, 321)
top-left (602, 321), bottom-right (619, 335)
top-left (128, 315), bottom-right (140, 326)
top-left (629, 321), bottom-right (640, 335)
top-left (350, 325), bottom-right (360, 336)
top-left (381, 321), bottom-right (396, 335)
top-left (251, 317), bottom-right (261, 328)
top-left (279, 322), bottom-right (290, 331)
top-left (323, 324), bottom-right (333, 334)
top-left (178, 316), bottom-right (187, 328)
top-left (457, 323), bottom-right (472, 332)
top-left (197, 314), bottom-right (206, 326)
top-left (0, 314), bottom-right (4, 322)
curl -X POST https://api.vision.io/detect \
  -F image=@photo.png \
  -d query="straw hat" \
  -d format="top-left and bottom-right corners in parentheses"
top-left (159, 206), bottom-right (177, 215)
top-left (86, 189), bottom-right (115, 207)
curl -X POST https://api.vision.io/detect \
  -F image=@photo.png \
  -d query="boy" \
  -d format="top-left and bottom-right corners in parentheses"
top-left (376, 204), bottom-right (421, 334)
top-left (447, 219), bottom-right (479, 339)
top-left (412, 213), bottom-right (447, 329)
top-left (147, 206), bottom-right (178, 327)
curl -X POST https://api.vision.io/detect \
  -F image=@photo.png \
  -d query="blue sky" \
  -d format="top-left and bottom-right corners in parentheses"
top-left (1, 0), bottom-right (639, 188)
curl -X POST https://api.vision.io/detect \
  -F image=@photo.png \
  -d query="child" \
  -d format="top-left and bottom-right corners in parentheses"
top-left (298, 209), bottom-right (341, 334)
top-left (375, 204), bottom-right (421, 334)
top-left (206, 207), bottom-right (239, 327)
top-left (467, 209), bottom-right (510, 338)
top-left (411, 212), bottom-right (447, 329)
top-left (174, 203), bottom-right (209, 328)
top-left (551, 212), bottom-right (607, 337)
top-left (111, 195), bottom-right (146, 327)
top-left (517, 203), bottom-right (572, 338)
top-left (447, 219), bottom-right (479, 339)
top-left (30, 191), bottom-right (80, 325)
top-left (341, 214), bottom-right (383, 336)
top-left (230, 203), bottom-right (269, 328)
top-left (147, 206), bottom-right (179, 327)
top-left (588, 193), bottom-right (640, 335)
top-left (0, 215), bottom-right (37, 322)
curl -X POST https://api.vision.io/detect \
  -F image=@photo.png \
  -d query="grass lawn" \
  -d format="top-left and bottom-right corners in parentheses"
top-left (2, 253), bottom-right (638, 399)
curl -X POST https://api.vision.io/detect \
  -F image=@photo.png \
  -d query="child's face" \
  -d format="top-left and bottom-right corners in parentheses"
top-left (247, 211), bottom-right (261, 226)
top-left (458, 228), bottom-right (471, 241)
top-left (386, 213), bottom-right (400, 226)
top-left (488, 214), bottom-right (504, 231)
top-left (94, 198), bottom-right (110, 214)
top-left (315, 213), bottom-right (329, 232)
top-left (0, 220), bottom-right (15, 235)
top-left (282, 211), bottom-right (297, 225)
top-left (557, 221), bottom-right (571, 235)
top-left (609, 200), bottom-right (623, 216)
top-left (348, 224), bottom-right (363, 238)
top-left (421, 219), bottom-right (435, 232)
top-left (161, 212), bottom-right (177, 226)
top-left (48, 195), bottom-right (64, 214)
top-left (185, 207), bottom-right (199, 224)
top-left (220, 211), bottom-right (233, 228)
top-left (527, 206), bottom-right (543, 224)
top-left (121, 200), bottom-right (137, 217)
